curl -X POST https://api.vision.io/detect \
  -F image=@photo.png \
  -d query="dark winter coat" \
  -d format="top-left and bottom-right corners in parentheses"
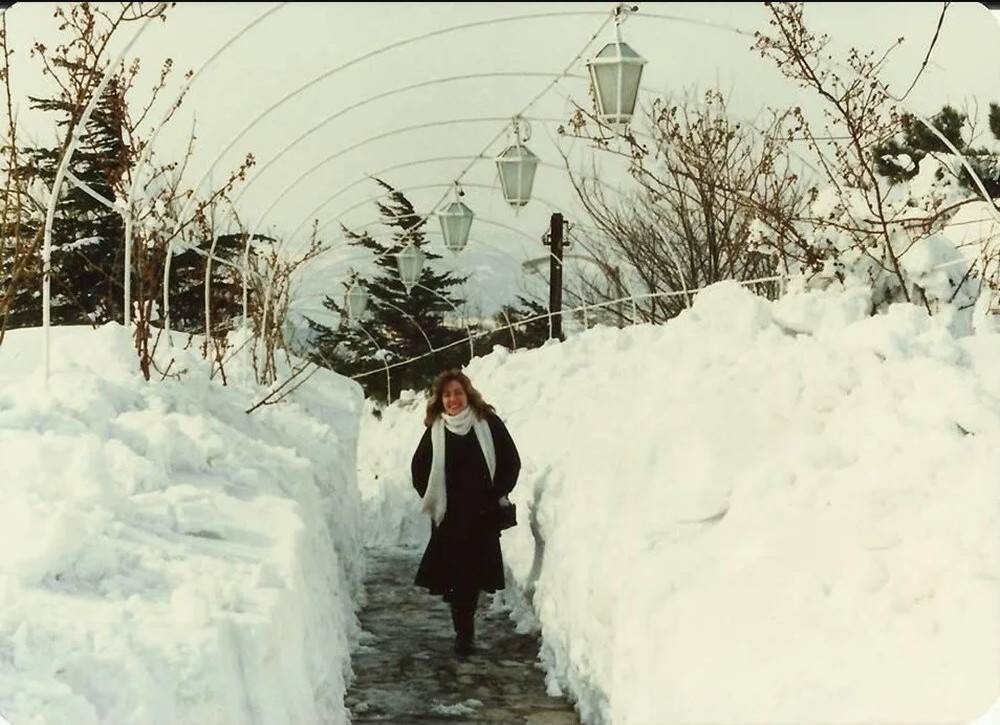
top-left (411, 412), bottom-right (520, 596)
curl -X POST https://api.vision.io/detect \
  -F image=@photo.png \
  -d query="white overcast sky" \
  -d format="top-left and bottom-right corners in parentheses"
top-left (4, 2), bottom-right (1000, 313)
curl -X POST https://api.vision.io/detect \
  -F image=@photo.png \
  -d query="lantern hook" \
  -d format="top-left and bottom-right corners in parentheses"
top-left (510, 115), bottom-right (532, 145)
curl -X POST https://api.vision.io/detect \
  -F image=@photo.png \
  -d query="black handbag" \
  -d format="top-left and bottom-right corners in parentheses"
top-left (497, 501), bottom-right (517, 530)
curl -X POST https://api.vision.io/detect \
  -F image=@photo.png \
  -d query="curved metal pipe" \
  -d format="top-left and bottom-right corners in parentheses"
top-left (228, 65), bottom-right (584, 322)
top-left (151, 6), bottom-right (761, 340)
top-left (205, 7), bottom-right (620, 326)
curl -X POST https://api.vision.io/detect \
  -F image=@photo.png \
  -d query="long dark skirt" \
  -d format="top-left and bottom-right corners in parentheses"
top-left (414, 514), bottom-right (504, 597)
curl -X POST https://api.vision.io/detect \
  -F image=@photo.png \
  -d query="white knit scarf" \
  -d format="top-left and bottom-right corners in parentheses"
top-left (421, 406), bottom-right (496, 525)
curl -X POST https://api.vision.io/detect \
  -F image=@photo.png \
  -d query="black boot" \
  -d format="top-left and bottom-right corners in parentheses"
top-left (455, 608), bottom-right (474, 656)
top-left (451, 591), bottom-right (478, 657)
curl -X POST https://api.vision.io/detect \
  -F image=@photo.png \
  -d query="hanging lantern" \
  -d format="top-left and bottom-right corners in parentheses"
top-left (495, 116), bottom-right (539, 209)
top-left (396, 242), bottom-right (425, 294)
top-left (438, 183), bottom-right (474, 253)
top-left (345, 279), bottom-right (369, 323)
top-left (587, 20), bottom-right (646, 125)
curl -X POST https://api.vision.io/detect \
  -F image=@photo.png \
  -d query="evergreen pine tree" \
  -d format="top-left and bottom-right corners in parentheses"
top-left (481, 295), bottom-right (551, 352)
top-left (170, 233), bottom-right (255, 335)
top-left (307, 179), bottom-right (469, 401)
top-left (988, 103), bottom-right (1000, 141)
top-left (0, 155), bottom-right (43, 333)
top-left (875, 104), bottom-right (1000, 197)
top-left (21, 69), bottom-right (129, 326)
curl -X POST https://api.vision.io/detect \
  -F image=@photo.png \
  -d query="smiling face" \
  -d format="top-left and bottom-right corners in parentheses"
top-left (441, 379), bottom-right (469, 416)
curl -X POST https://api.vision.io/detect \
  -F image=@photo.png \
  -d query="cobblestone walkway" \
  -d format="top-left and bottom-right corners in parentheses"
top-left (346, 546), bottom-right (580, 724)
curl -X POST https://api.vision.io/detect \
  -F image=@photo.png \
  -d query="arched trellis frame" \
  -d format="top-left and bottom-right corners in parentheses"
top-left (40, 3), bottom-right (1000, 391)
top-left (142, 7), bottom-right (624, 336)
top-left (42, 4), bottom-right (749, 385)
top-left (229, 114), bottom-right (568, 324)
top-left (227, 73), bottom-right (667, 309)
top-left (153, 4), bottom-right (730, 339)
top-left (192, 71), bottom-right (586, 342)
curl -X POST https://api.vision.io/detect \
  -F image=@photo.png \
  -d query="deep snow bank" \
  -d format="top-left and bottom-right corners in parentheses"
top-left (0, 325), bottom-right (366, 724)
top-left (361, 282), bottom-right (999, 724)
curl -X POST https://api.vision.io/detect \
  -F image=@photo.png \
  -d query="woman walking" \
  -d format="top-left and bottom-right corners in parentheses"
top-left (410, 369), bottom-right (521, 656)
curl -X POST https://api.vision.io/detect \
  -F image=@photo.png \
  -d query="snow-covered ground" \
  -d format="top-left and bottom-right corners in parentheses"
top-left (2, 281), bottom-right (997, 725)
top-left (359, 281), bottom-right (1000, 725)
top-left (0, 325), bottom-right (366, 724)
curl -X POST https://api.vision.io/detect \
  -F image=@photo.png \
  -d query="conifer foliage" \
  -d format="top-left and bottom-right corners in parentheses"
top-left (875, 104), bottom-right (1000, 198)
top-left (20, 75), bottom-right (130, 326)
top-left (307, 179), bottom-right (470, 401)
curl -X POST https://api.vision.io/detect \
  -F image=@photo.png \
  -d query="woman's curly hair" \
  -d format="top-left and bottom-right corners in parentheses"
top-left (424, 369), bottom-right (495, 427)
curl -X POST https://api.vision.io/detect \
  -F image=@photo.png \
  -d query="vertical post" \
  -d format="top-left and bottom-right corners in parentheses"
top-left (546, 212), bottom-right (565, 341)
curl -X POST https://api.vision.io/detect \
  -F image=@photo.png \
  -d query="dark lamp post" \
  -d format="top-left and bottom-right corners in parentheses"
top-left (542, 212), bottom-right (568, 341)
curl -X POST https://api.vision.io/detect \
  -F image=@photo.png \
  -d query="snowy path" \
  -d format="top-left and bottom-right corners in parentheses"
top-left (346, 547), bottom-right (579, 724)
